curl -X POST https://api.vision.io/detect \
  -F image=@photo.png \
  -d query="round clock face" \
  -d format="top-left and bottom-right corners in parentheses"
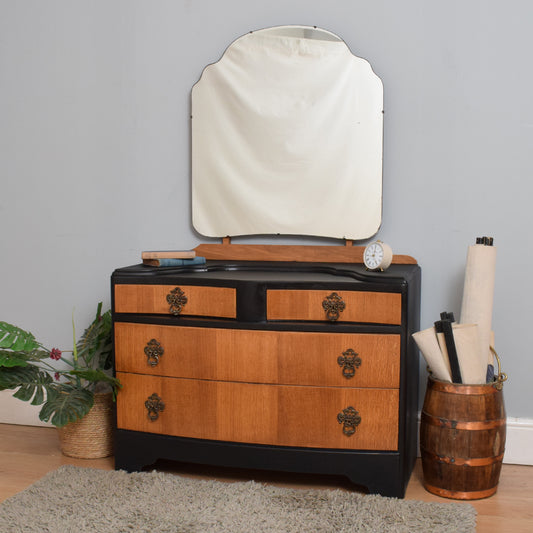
top-left (364, 242), bottom-right (384, 270)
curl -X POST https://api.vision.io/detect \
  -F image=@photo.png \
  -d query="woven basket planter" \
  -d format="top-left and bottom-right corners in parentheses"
top-left (57, 391), bottom-right (114, 459)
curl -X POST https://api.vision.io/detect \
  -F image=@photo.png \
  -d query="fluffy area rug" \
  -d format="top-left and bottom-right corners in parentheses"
top-left (0, 465), bottom-right (476, 532)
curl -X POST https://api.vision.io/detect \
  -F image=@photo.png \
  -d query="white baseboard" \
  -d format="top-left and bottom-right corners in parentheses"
top-left (0, 391), bottom-right (51, 427)
top-left (503, 417), bottom-right (533, 465)
top-left (417, 416), bottom-right (533, 466)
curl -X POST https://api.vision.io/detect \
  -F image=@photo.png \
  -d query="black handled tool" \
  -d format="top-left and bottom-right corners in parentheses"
top-left (435, 312), bottom-right (462, 384)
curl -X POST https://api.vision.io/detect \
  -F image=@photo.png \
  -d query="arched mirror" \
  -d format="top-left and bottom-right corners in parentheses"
top-left (192, 25), bottom-right (383, 240)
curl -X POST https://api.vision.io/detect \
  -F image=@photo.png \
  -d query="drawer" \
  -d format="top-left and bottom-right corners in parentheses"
top-left (116, 372), bottom-right (399, 450)
top-left (114, 284), bottom-right (236, 318)
top-left (114, 322), bottom-right (400, 388)
top-left (266, 289), bottom-right (402, 325)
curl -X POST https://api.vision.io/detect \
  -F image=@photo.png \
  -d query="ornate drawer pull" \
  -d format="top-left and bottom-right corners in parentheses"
top-left (322, 292), bottom-right (346, 321)
top-left (145, 393), bottom-right (165, 421)
top-left (144, 339), bottom-right (164, 367)
top-left (337, 406), bottom-right (361, 436)
top-left (337, 349), bottom-right (361, 379)
top-left (167, 287), bottom-right (188, 315)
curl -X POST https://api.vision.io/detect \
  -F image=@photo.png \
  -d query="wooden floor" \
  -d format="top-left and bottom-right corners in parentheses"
top-left (1, 423), bottom-right (532, 532)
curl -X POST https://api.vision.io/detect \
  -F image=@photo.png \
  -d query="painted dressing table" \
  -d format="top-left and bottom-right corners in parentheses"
top-left (112, 26), bottom-right (421, 497)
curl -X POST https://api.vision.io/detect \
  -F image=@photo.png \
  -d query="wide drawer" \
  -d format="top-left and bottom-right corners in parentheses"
top-left (266, 289), bottom-right (402, 324)
top-left (114, 284), bottom-right (236, 318)
top-left (116, 372), bottom-right (399, 450)
top-left (114, 322), bottom-right (401, 388)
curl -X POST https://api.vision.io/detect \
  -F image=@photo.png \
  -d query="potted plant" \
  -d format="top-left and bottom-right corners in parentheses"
top-left (0, 302), bottom-right (120, 458)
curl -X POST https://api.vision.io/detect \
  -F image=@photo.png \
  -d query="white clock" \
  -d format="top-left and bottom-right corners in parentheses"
top-left (363, 241), bottom-right (393, 271)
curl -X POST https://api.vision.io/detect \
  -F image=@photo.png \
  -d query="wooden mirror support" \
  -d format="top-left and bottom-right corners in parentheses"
top-left (195, 238), bottom-right (417, 265)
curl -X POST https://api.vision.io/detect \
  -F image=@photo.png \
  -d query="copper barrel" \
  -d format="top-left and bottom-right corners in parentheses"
top-left (420, 376), bottom-right (506, 500)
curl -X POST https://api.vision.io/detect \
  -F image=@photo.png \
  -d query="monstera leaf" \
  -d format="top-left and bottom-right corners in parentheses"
top-left (75, 305), bottom-right (113, 369)
top-left (69, 368), bottom-right (121, 396)
top-left (0, 365), bottom-right (53, 405)
top-left (0, 322), bottom-right (42, 352)
top-left (0, 350), bottom-right (30, 368)
top-left (0, 349), bottom-right (50, 369)
top-left (39, 385), bottom-right (94, 427)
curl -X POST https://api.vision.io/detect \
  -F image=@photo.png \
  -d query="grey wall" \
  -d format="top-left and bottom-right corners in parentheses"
top-left (1, 0), bottom-right (532, 421)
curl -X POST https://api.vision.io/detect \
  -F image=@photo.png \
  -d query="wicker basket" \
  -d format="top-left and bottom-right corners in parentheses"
top-left (57, 391), bottom-right (114, 459)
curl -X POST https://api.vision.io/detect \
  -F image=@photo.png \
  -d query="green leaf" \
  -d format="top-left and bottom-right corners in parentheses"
top-left (0, 349), bottom-right (49, 368)
top-left (0, 365), bottom-right (53, 405)
top-left (0, 364), bottom-right (38, 390)
top-left (0, 350), bottom-right (30, 368)
top-left (26, 372), bottom-right (54, 405)
top-left (0, 322), bottom-right (42, 352)
top-left (75, 306), bottom-right (112, 367)
top-left (39, 386), bottom-right (94, 427)
top-left (98, 341), bottom-right (113, 370)
top-left (69, 368), bottom-right (121, 392)
top-left (27, 349), bottom-right (52, 361)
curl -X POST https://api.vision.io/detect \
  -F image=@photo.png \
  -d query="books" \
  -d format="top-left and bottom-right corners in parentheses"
top-left (141, 250), bottom-right (196, 260)
top-left (143, 257), bottom-right (206, 267)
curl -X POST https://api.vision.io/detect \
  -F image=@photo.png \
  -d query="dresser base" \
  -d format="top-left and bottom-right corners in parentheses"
top-left (115, 429), bottom-right (414, 498)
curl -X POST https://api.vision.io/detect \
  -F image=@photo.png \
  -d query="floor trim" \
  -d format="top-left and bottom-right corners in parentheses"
top-left (504, 417), bottom-right (533, 465)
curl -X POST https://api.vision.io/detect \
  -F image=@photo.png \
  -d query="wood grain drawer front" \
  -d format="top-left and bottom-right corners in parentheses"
top-left (114, 284), bottom-right (236, 318)
top-left (116, 372), bottom-right (399, 450)
top-left (266, 290), bottom-right (402, 325)
top-left (114, 322), bottom-right (400, 388)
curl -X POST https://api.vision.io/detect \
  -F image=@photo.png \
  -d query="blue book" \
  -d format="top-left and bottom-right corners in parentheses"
top-left (143, 257), bottom-right (206, 267)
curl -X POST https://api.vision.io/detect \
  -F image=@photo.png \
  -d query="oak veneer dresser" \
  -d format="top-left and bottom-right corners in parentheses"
top-left (112, 244), bottom-right (420, 497)
top-left (112, 25), bottom-right (421, 497)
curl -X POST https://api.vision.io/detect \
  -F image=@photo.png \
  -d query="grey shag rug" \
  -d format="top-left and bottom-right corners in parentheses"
top-left (0, 465), bottom-right (476, 532)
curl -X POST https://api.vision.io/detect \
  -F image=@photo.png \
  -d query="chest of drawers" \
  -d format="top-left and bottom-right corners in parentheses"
top-left (112, 250), bottom-right (420, 497)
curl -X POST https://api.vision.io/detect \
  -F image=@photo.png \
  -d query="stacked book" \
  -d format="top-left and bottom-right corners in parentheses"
top-left (141, 250), bottom-right (206, 267)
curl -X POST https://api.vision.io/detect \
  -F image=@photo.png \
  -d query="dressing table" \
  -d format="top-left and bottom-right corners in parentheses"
top-left (112, 26), bottom-right (421, 497)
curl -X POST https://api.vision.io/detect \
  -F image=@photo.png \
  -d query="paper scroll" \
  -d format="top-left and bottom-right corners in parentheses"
top-left (460, 243), bottom-right (497, 367)
top-left (414, 323), bottom-right (486, 384)
top-left (413, 327), bottom-right (452, 382)
top-left (453, 323), bottom-right (486, 384)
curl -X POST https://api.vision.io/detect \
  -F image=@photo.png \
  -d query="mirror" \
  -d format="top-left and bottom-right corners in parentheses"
top-left (192, 26), bottom-right (383, 240)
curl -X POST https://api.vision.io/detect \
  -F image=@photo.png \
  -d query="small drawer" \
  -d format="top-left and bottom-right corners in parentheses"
top-left (116, 372), bottom-right (399, 451)
top-left (114, 284), bottom-right (236, 318)
top-left (266, 289), bottom-right (401, 325)
top-left (114, 322), bottom-right (400, 388)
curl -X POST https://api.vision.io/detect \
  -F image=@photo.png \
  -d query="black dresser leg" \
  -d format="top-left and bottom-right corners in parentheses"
top-left (114, 430), bottom-right (157, 472)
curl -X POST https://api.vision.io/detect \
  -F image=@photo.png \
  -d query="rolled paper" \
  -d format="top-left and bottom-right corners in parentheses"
top-left (460, 244), bottom-right (497, 366)
top-left (435, 330), bottom-right (452, 378)
top-left (452, 323), bottom-right (486, 384)
top-left (413, 327), bottom-right (452, 382)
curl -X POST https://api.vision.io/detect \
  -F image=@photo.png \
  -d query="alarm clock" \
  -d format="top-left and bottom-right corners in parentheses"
top-left (363, 241), bottom-right (393, 271)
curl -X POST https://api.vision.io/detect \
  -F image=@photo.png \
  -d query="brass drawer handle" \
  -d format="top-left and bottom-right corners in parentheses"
top-left (337, 406), bottom-right (361, 436)
top-left (167, 287), bottom-right (188, 315)
top-left (144, 339), bottom-right (164, 367)
top-left (322, 292), bottom-right (345, 321)
top-left (145, 393), bottom-right (165, 421)
top-left (337, 349), bottom-right (361, 379)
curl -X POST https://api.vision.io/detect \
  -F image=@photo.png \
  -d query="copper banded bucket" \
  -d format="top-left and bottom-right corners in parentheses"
top-left (420, 376), bottom-right (506, 500)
